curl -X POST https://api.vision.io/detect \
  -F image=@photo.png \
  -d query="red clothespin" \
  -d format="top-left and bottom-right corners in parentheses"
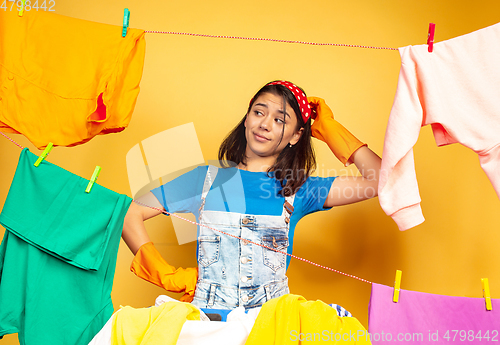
top-left (427, 23), bottom-right (436, 53)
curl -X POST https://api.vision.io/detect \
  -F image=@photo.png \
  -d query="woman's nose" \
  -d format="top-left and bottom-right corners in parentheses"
top-left (259, 115), bottom-right (272, 130)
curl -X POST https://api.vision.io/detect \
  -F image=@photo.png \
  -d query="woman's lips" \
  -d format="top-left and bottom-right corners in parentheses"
top-left (254, 133), bottom-right (270, 142)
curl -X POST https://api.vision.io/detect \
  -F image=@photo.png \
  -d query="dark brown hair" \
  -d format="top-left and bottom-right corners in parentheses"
top-left (218, 82), bottom-right (316, 196)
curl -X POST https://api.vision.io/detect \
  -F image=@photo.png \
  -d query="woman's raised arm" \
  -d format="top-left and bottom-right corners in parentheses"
top-left (306, 97), bottom-right (381, 208)
top-left (324, 146), bottom-right (381, 207)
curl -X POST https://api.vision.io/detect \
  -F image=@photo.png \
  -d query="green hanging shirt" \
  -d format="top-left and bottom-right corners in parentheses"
top-left (0, 148), bottom-right (131, 344)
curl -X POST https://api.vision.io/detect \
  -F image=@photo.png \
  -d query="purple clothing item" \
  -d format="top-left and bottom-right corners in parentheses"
top-left (368, 283), bottom-right (500, 344)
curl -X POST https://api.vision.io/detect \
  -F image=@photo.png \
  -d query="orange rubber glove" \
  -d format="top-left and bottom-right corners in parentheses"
top-left (130, 242), bottom-right (198, 303)
top-left (308, 97), bottom-right (367, 166)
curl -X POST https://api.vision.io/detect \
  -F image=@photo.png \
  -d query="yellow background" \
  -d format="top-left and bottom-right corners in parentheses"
top-left (1, 0), bottom-right (499, 342)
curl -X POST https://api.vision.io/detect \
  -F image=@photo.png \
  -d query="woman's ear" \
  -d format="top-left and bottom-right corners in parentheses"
top-left (290, 127), bottom-right (304, 145)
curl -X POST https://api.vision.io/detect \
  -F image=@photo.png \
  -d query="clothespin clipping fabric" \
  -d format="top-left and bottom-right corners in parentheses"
top-left (122, 8), bottom-right (130, 37)
top-left (18, 0), bottom-right (26, 16)
top-left (85, 166), bottom-right (102, 193)
top-left (393, 270), bottom-right (402, 303)
top-left (34, 143), bottom-right (54, 167)
top-left (427, 23), bottom-right (436, 52)
top-left (482, 278), bottom-right (493, 311)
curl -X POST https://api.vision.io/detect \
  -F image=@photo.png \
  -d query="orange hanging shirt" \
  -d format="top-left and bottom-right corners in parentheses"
top-left (0, 9), bottom-right (146, 149)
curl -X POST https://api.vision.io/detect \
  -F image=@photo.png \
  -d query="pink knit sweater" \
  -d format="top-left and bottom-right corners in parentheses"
top-left (379, 22), bottom-right (500, 231)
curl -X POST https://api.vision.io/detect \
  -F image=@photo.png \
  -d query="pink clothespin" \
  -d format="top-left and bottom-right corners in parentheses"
top-left (427, 23), bottom-right (436, 53)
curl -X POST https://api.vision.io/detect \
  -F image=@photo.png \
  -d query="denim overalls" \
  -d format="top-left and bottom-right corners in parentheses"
top-left (192, 166), bottom-right (295, 310)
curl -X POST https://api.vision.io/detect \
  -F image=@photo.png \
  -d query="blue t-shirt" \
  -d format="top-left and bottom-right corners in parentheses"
top-left (151, 165), bottom-right (336, 268)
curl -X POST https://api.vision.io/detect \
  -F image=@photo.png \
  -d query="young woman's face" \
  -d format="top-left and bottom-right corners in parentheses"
top-left (244, 92), bottom-right (303, 159)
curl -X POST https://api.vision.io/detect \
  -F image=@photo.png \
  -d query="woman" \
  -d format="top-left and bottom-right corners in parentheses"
top-left (122, 80), bottom-right (381, 310)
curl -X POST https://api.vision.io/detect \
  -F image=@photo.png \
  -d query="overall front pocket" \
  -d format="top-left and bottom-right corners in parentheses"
top-left (262, 235), bottom-right (288, 272)
top-left (198, 235), bottom-right (221, 267)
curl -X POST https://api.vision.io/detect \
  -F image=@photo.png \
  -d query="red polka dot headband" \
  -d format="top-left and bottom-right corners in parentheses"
top-left (267, 81), bottom-right (312, 124)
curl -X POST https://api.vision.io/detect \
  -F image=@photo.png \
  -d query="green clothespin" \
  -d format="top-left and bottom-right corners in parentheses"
top-left (122, 8), bottom-right (130, 37)
top-left (18, 0), bottom-right (26, 17)
top-left (393, 270), bottom-right (402, 303)
top-left (85, 166), bottom-right (101, 193)
top-left (34, 143), bottom-right (54, 167)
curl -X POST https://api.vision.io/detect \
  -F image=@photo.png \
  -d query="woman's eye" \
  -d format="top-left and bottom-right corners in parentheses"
top-left (275, 118), bottom-right (285, 124)
top-left (254, 111), bottom-right (263, 116)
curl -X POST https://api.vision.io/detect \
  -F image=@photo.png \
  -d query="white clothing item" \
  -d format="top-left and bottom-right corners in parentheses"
top-left (87, 310), bottom-right (116, 345)
top-left (155, 295), bottom-right (210, 321)
top-left (176, 306), bottom-right (260, 345)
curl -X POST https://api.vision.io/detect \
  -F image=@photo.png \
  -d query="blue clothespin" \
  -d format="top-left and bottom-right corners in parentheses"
top-left (18, 0), bottom-right (26, 17)
top-left (34, 143), bottom-right (54, 167)
top-left (122, 8), bottom-right (130, 37)
top-left (85, 166), bottom-right (101, 193)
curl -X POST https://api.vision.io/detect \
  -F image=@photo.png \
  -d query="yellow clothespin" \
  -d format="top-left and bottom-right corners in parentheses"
top-left (482, 278), bottom-right (492, 311)
top-left (393, 270), bottom-right (402, 303)
top-left (85, 166), bottom-right (101, 193)
top-left (18, 0), bottom-right (26, 16)
top-left (34, 143), bottom-right (54, 167)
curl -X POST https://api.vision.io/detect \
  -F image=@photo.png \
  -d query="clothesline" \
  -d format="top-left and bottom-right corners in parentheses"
top-left (1, 131), bottom-right (24, 149)
top-left (134, 200), bottom-right (373, 284)
top-left (144, 30), bottom-right (399, 51)
top-left (0, 131), bottom-right (374, 285)
top-left (0, 132), bottom-right (24, 149)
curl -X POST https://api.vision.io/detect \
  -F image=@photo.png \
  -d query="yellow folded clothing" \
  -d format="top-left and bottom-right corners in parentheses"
top-left (130, 242), bottom-right (198, 302)
top-left (246, 294), bottom-right (371, 344)
top-left (111, 302), bottom-right (200, 345)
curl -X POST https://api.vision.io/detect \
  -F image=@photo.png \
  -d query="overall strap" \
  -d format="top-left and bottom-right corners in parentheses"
top-left (285, 194), bottom-right (296, 207)
top-left (283, 194), bottom-right (295, 224)
top-left (198, 165), bottom-right (219, 220)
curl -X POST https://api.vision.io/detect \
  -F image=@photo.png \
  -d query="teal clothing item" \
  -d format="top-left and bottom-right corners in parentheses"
top-left (0, 148), bottom-right (132, 345)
